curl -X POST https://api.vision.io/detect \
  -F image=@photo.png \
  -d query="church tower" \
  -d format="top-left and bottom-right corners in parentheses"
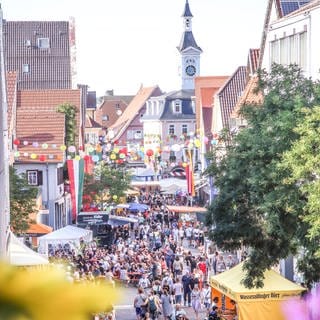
top-left (177, 0), bottom-right (202, 90)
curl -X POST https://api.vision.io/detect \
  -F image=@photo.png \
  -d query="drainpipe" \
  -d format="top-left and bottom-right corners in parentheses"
top-left (0, 5), bottom-right (10, 258)
top-left (46, 163), bottom-right (51, 227)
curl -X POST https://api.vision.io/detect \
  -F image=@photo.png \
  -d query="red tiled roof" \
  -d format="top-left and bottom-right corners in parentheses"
top-left (95, 99), bottom-right (129, 128)
top-left (217, 66), bottom-right (248, 129)
top-left (248, 49), bottom-right (260, 75)
top-left (16, 89), bottom-right (81, 163)
top-left (85, 114), bottom-right (101, 128)
top-left (6, 71), bottom-right (18, 137)
top-left (109, 86), bottom-right (161, 140)
top-left (231, 76), bottom-right (264, 119)
top-left (27, 222), bottom-right (53, 234)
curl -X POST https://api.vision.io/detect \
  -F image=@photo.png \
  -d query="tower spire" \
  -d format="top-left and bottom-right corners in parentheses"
top-left (177, 0), bottom-right (202, 90)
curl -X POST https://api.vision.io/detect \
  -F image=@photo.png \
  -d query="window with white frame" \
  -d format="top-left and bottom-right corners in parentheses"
top-left (299, 32), bottom-right (307, 70)
top-left (134, 130), bottom-right (142, 139)
top-left (169, 124), bottom-right (175, 135)
top-left (37, 37), bottom-right (50, 49)
top-left (22, 64), bottom-right (29, 73)
top-left (270, 40), bottom-right (280, 64)
top-left (289, 34), bottom-right (298, 64)
top-left (182, 124), bottom-right (188, 134)
top-left (280, 37), bottom-right (288, 65)
top-left (27, 170), bottom-right (42, 186)
top-left (270, 31), bottom-right (307, 70)
top-left (173, 100), bottom-right (182, 113)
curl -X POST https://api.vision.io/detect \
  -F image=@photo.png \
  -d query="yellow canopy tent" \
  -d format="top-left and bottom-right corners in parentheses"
top-left (210, 262), bottom-right (305, 320)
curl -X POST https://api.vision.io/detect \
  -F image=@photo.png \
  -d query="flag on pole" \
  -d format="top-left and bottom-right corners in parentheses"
top-left (67, 159), bottom-right (85, 221)
top-left (185, 164), bottom-right (195, 197)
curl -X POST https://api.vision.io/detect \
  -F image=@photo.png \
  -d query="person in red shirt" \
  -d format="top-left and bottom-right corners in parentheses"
top-left (198, 258), bottom-right (207, 278)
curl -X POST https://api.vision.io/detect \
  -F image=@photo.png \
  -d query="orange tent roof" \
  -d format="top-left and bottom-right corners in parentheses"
top-left (27, 223), bottom-right (53, 234)
top-left (166, 205), bottom-right (207, 213)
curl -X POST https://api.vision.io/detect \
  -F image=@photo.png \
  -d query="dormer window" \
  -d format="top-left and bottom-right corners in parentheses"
top-left (22, 64), bottom-right (30, 73)
top-left (173, 100), bottom-right (182, 113)
top-left (37, 37), bottom-right (50, 49)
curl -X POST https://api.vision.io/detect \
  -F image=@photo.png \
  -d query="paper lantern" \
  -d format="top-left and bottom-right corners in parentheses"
top-left (41, 143), bottom-right (48, 149)
top-left (108, 130), bottom-right (115, 139)
top-left (23, 140), bottom-right (29, 146)
top-left (119, 153), bottom-right (125, 159)
top-left (39, 155), bottom-right (46, 162)
top-left (112, 195), bottom-right (118, 200)
top-left (32, 142), bottom-right (39, 147)
top-left (51, 144), bottom-right (57, 148)
top-left (13, 139), bottom-right (20, 145)
top-left (146, 149), bottom-right (154, 157)
top-left (189, 131), bottom-right (195, 137)
top-left (92, 155), bottom-right (100, 162)
top-left (68, 145), bottom-right (76, 153)
top-left (96, 145), bottom-right (103, 153)
top-left (171, 144), bottom-right (181, 152)
top-left (113, 147), bottom-right (120, 154)
top-left (79, 145), bottom-right (84, 151)
top-left (211, 139), bottom-right (217, 145)
top-left (30, 153), bottom-right (37, 159)
top-left (203, 136), bottom-right (209, 144)
top-left (48, 154), bottom-right (55, 159)
top-left (194, 139), bottom-right (201, 148)
top-left (88, 146), bottom-right (95, 153)
top-left (14, 151), bottom-right (20, 157)
top-left (23, 152), bottom-right (29, 157)
top-left (182, 162), bottom-right (188, 168)
top-left (84, 155), bottom-right (90, 161)
top-left (75, 155), bottom-right (81, 161)
top-left (60, 145), bottom-right (67, 151)
top-left (120, 147), bottom-right (128, 155)
top-left (110, 153), bottom-right (116, 160)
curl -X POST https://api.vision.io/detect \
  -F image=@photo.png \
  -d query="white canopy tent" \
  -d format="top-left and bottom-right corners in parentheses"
top-left (159, 178), bottom-right (188, 193)
top-left (38, 225), bottom-right (93, 255)
top-left (7, 232), bottom-right (49, 266)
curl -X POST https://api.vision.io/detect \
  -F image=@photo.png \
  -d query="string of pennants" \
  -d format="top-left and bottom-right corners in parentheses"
top-left (12, 133), bottom-right (221, 162)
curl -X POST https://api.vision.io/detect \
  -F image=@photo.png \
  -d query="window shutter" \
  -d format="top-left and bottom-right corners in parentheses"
top-left (37, 170), bottom-right (43, 186)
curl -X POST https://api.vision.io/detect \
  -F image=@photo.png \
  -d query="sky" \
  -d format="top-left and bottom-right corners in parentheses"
top-left (1, 0), bottom-right (268, 96)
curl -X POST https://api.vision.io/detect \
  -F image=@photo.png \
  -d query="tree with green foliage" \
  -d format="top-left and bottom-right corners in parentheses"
top-left (57, 103), bottom-right (77, 150)
top-left (83, 162), bottom-right (131, 208)
top-left (205, 64), bottom-right (320, 288)
top-left (280, 106), bottom-right (320, 286)
top-left (9, 166), bottom-right (38, 234)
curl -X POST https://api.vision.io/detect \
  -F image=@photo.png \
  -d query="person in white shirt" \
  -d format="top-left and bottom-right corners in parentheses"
top-left (138, 273), bottom-right (151, 289)
top-left (172, 278), bottom-right (183, 304)
top-left (202, 283), bottom-right (212, 311)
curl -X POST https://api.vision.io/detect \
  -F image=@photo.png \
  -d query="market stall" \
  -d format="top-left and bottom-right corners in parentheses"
top-left (166, 205), bottom-right (207, 224)
top-left (210, 262), bottom-right (305, 320)
top-left (38, 225), bottom-right (93, 255)
top-left (8, 232), bottom-right (49, 266)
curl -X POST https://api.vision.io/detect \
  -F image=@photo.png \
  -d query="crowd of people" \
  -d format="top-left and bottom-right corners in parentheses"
top-left (47, 191), bottom-right (240, 320)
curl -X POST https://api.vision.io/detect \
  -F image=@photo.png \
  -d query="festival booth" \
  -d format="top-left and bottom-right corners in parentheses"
top-left (210, 262), bottom-right (305, 320)
top-left (165, 205), bottom-right (207, 224)
top-left (38, 225), bottom-right (93, 255)
top-left (8, 232), bottom-right (49, 266)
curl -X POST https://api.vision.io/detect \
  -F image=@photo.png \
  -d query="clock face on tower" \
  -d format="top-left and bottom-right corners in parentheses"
top-left (185, 65), bottom-right (196, 76)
